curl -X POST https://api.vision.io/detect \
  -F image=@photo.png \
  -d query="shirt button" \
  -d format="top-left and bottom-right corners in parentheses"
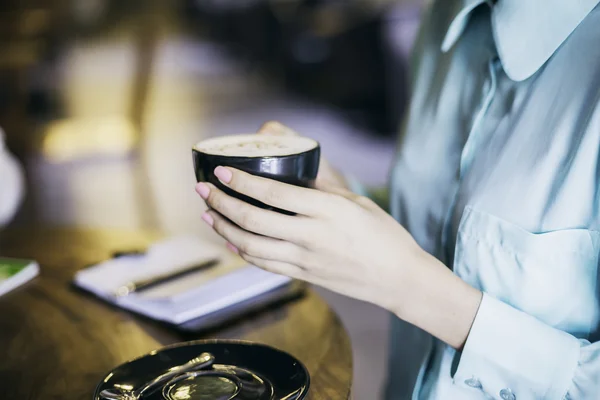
top-left (500, 388), bottom-right (516, 400)
top-left (464, 377), bottom-right (482, 389)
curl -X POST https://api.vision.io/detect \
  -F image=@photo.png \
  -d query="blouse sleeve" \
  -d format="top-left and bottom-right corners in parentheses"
top-left (453, 293), bottom-right (600, 400)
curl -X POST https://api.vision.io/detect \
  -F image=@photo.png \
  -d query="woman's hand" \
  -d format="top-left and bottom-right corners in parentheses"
top-left (257, 121), bottom-right (349, 190)
top-left (196, 167), bottom-right (482, 349)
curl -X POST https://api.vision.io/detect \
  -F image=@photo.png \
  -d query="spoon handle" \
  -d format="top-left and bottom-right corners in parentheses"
top-left (135, 352), bottom-right (215, 397)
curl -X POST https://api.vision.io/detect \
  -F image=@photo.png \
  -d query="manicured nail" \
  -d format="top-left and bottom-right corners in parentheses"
top-left (196, 182), bottom-right (210, 199)
top-left (214, 166), bottom-right (233, 184)
top-left (226, 242), bottom-right (239, 254)
top-left (201, 212), bottom-right (214, 227)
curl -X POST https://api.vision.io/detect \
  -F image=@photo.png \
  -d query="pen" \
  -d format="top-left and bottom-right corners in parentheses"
top-left (113, 258), bottom-right (219, 297)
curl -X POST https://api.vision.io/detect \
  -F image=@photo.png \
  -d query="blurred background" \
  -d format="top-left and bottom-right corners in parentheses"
top-left (1, 0), bottom-right (424, 398)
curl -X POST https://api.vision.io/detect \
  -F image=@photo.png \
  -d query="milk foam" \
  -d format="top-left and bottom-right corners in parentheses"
top-left (194, 134), bottom-right (318, 157)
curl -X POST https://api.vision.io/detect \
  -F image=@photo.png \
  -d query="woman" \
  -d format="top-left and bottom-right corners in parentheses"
top-left (196, 1), bottom-right (600, 399)
top-left (0, 127), bottom-right (24, 227)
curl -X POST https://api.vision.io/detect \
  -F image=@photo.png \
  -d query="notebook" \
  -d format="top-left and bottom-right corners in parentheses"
top-left (73, 236), bottom-right (293, 326)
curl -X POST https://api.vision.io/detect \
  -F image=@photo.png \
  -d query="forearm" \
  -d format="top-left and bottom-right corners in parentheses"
top-left (390, 251), bottom-right (483, 349)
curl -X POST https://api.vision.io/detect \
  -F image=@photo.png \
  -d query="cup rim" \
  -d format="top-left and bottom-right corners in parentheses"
top-left (192, 135), bottom-right (320, 159)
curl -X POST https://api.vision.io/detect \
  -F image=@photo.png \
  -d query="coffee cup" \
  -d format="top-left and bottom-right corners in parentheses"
top-left (192, 134), bottom-right (320, 214)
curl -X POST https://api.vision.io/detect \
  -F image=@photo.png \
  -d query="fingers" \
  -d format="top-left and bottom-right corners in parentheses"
top-left (212, 166), bottom-right (344, 217)
top-left (258, 121), bottom-right (298, 136)
top-left (203, 210), bottom-right (307, 266)
top-left (316, 181), bottom-right (357, 199)
top-left (316, 181), bottom-right (378, 210)
top-left (238, 253), bottom-right (307, 281)
top-left (197, 182), bottom-right (313, 243)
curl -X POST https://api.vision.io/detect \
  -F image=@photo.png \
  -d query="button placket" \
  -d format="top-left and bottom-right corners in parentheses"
top-left (458, 57), bottom-right (500, 179)
top-left (439, 57), bottom-right (501, 265)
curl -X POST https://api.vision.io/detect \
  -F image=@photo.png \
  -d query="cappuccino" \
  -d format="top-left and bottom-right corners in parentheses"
top-left (194, 134), bottom-right (318, 157)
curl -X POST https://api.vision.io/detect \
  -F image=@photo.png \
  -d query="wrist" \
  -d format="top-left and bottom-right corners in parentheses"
top-left (391, 250), bottom-right (483, 349)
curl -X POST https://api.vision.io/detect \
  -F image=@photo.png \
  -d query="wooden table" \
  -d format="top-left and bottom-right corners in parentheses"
top-left (0, 228), bottom-right (352, 400)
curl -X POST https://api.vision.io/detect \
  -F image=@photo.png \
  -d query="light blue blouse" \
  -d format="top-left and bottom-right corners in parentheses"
top-left (380, 0), bottom-right (600, 399)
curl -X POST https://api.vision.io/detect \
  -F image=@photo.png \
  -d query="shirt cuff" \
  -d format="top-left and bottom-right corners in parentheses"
top-left (454, 293), bottom-right (581, 400)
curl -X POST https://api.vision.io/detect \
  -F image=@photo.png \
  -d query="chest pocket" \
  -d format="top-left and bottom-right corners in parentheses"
top-left (453, 206), bottom-right (600, 337)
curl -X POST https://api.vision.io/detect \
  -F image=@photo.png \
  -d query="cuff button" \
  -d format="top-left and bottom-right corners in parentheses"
top-left (500, 388), bottom-right (516, 400)
top-left (464, 377), bottom-right (482, 389)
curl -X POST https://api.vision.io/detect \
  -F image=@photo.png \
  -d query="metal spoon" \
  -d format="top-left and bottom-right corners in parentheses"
top-left (99, 352), bottom-right (215, 400)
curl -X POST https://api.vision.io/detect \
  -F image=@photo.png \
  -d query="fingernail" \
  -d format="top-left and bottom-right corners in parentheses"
top-left (226, 242), bottom-right (239, 254)
top-left (214, 166), bottom-right (233, 184)
top-left (196, 182), bottom-right (210, 199)
top-left (201, 212), bottom-right (214, 227)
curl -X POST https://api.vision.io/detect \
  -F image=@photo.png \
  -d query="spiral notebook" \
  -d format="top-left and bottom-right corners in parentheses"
top-left (73, 236), bottom-right (293, 327)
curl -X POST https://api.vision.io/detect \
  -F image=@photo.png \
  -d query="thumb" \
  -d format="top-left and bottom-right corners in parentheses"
top-left (257, 121), bottom-right (298, 137)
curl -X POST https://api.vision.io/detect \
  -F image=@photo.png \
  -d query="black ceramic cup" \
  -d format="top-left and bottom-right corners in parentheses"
top-left (192, 134), bottom-right (320, 214)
